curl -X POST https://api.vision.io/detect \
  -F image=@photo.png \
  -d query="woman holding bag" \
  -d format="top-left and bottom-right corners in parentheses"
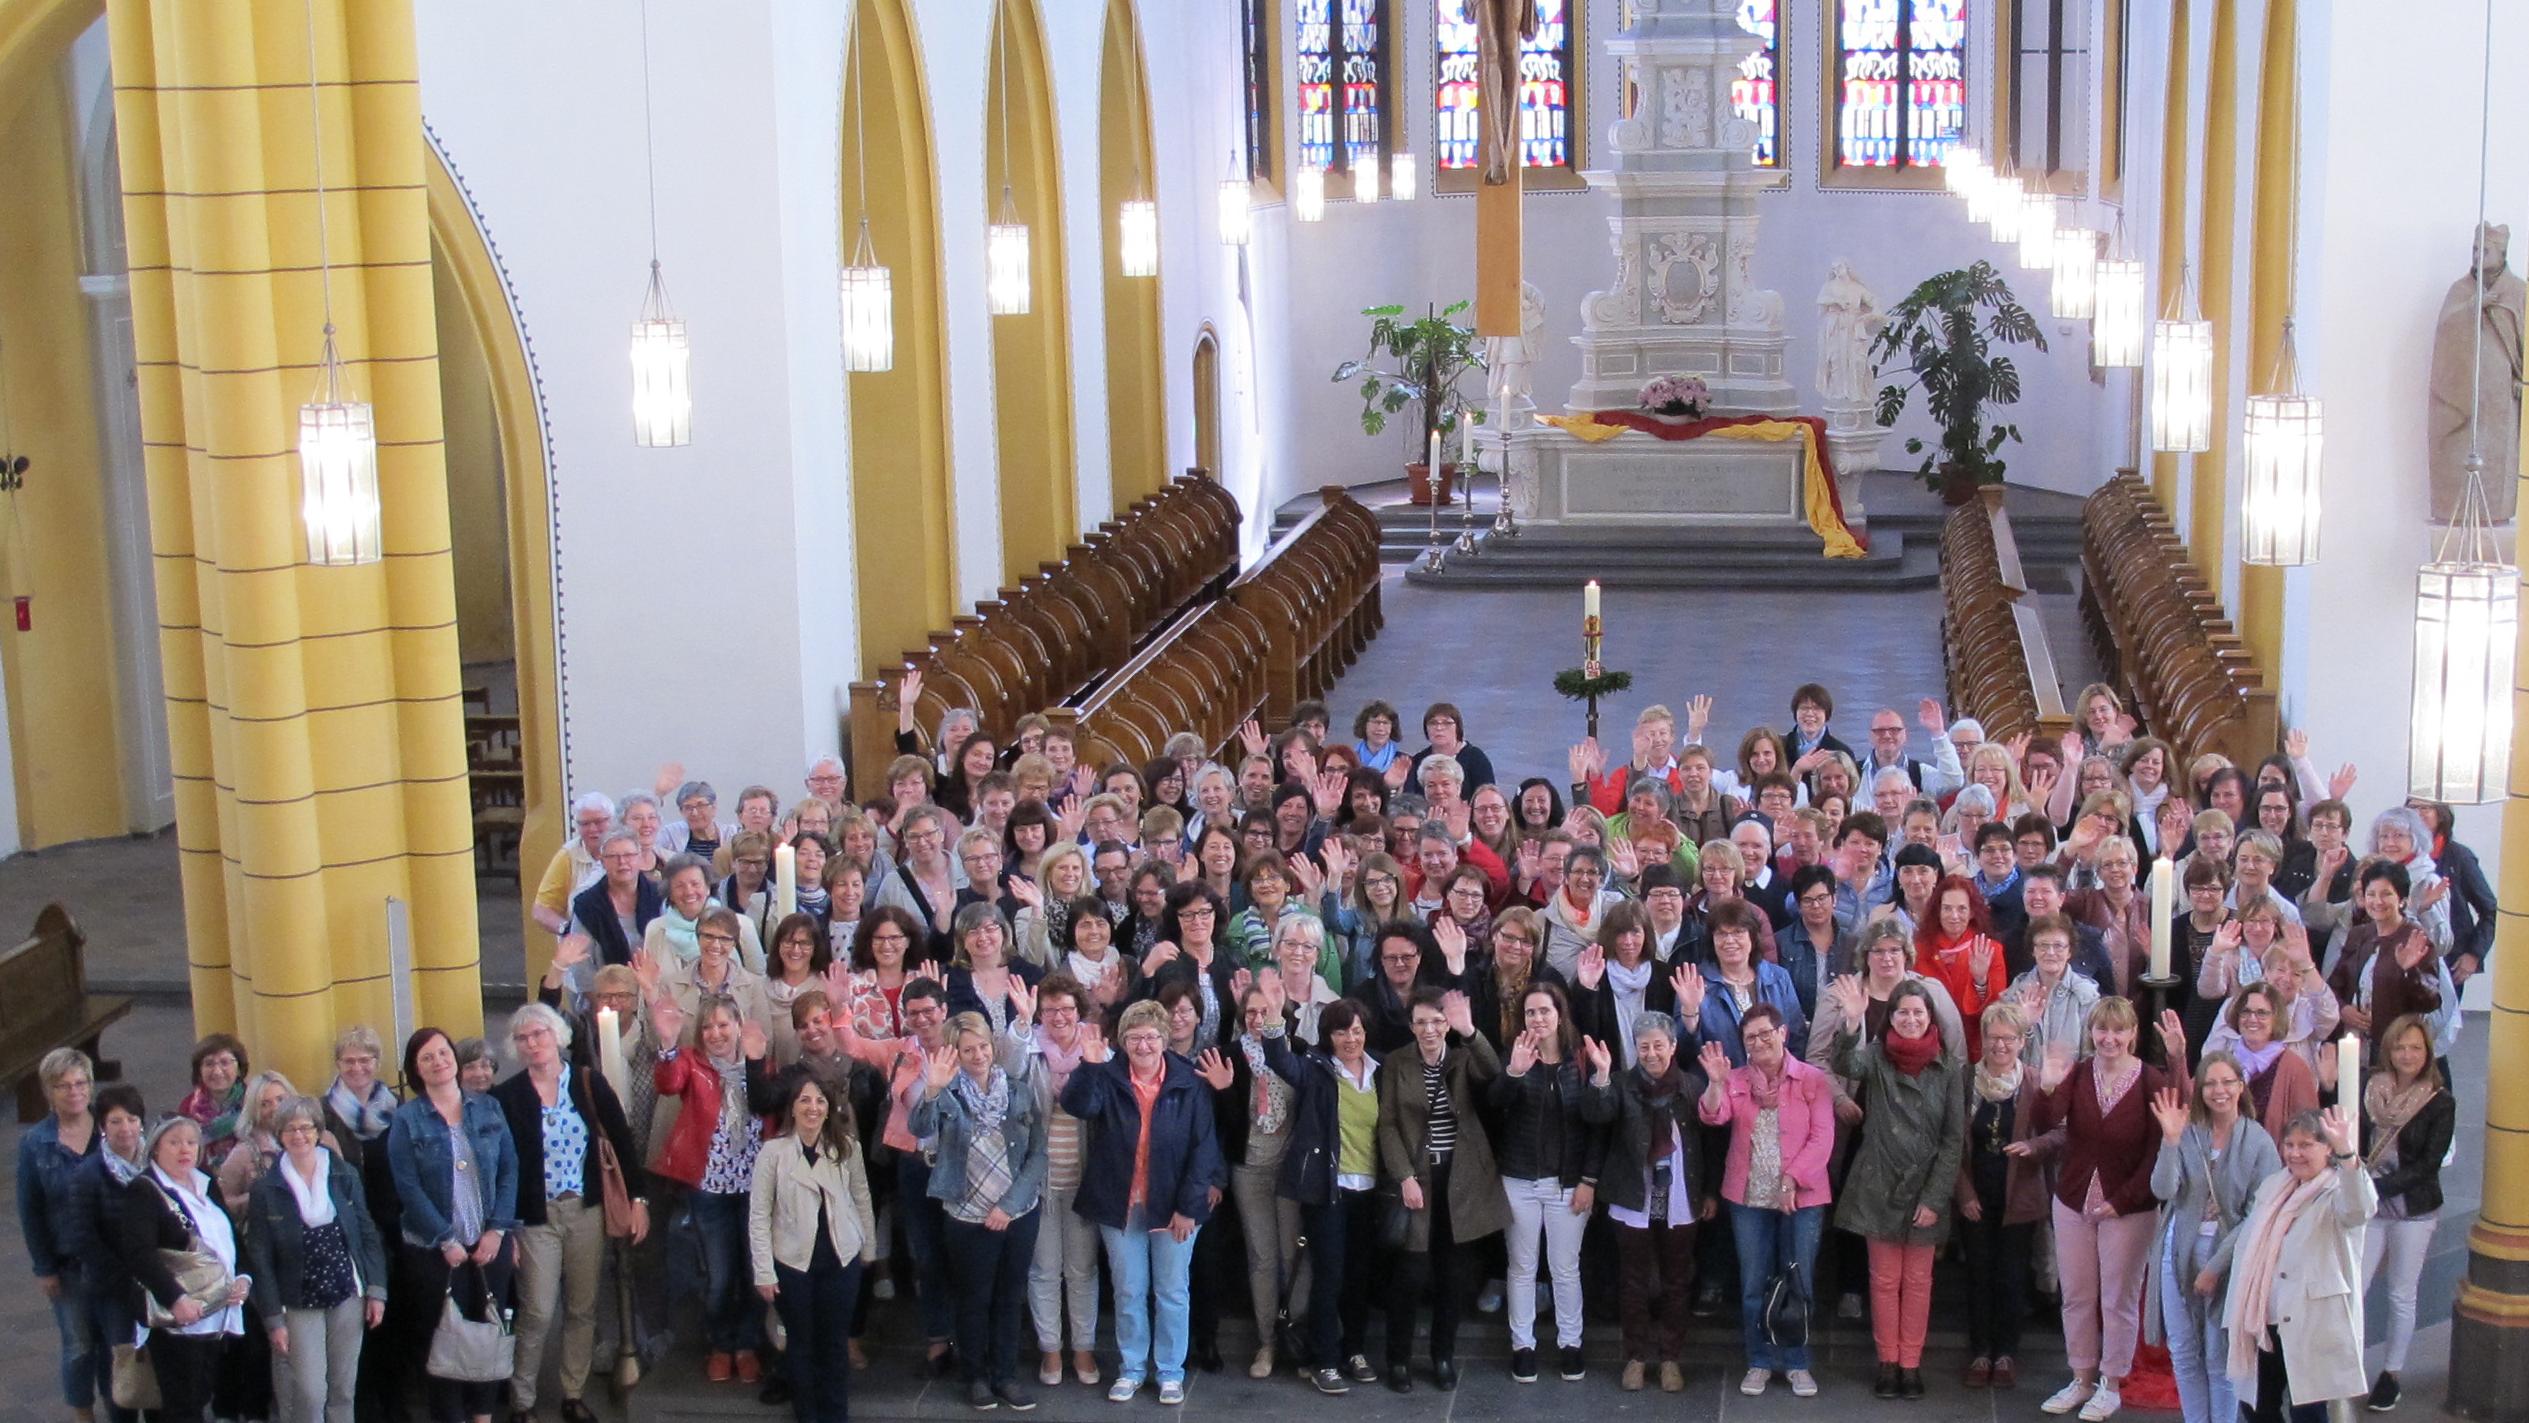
top-left (242, 1097), bottom-right (388, 1423)
top-left (386, 1028), bottom-right (521, 1423)
top-left (118, 1115), bottom-right (254, 1423)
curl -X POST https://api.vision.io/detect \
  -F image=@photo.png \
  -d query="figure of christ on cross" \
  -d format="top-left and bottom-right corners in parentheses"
top-left (1472, 0), bottom-right (1538, 337)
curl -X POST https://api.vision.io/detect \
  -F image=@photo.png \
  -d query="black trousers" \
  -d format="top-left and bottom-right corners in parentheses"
top-left (942, 1212), bottom-right (1040, 1387)
top-left (399, 1239), bottom-right (517, 1423)
top-left (1301, 1189), bottom-right (1382, 1369)
top-left (1385, 1161), bottom-right (1465, 1368)
top-left (2242, 1328), bottom-right (2330, 1423)
top-left (1958, 1201), bottom-right (2034, 1360)
top-left (146, 1330), bottom-right (227, 1423)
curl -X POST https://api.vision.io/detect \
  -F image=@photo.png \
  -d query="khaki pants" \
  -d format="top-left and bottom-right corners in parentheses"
top-left (512, 1196), bottom-right (606, 1407)
top-left (272, 1296), bottom-right (366, 1423)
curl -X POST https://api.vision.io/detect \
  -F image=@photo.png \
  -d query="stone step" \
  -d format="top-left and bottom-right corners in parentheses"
top-left (1400, 528), bottom-right (1943, 590)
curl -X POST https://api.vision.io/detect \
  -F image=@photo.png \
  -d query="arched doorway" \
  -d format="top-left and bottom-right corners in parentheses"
top-left (1099, 0), bottom-right (1166, 508)
top-left (1192, 326), bottom-right (1222, 480)
top-left (986, 0), bottom-right (1077, 582)
top-left (844, 0), bottom-right (955, 671)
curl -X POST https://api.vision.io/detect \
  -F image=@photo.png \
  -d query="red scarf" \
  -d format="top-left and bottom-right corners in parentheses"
top-left (1883, 1026), bottom-right (1940, 1076)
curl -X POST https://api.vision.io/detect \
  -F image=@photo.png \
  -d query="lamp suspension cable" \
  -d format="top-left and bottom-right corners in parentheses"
top-left (2239, 3), bottom-right (2320, 566)
top-left (295, 0), bottom-right (381, 564)
top-left (841, 1), bottom-right (895, 371)
top-left (629, 0), bottom-right (692, 444)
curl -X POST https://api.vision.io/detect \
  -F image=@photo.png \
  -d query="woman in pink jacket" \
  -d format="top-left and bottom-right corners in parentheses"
top-left (1697, 1000), bottom-right (1836, 1401)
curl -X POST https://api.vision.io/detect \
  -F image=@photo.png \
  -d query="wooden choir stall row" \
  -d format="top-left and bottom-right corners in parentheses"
top-left (1939, 491), bottom-right (2074, 744)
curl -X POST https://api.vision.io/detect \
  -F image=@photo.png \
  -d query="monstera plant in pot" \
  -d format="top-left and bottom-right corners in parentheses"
top-left (1872, 260), bottom-right (2047, 505)
top-left (1333, 300), bottom-right (1488, 506)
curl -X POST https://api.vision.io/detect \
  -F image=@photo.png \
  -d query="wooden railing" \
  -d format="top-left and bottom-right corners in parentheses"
top-left (2079, 470), bottom-right (2279, 765)
top-left (1226, 485), bottom-right (1384, 725)
top-left (846, 476), bottom-right (1242, 797)
top-left (1939, 493), bottom-right (2072, 744)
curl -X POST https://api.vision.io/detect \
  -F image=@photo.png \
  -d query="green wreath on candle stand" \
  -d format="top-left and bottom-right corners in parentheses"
top-left (1553, 667), bottom-right (1633, 701)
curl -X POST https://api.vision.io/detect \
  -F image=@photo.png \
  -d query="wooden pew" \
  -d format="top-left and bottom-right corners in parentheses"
top-left (1938, 496), bottom-right (2073, 745)
top-left (1226, 486), bottom-right (1384, 724)
top-left (2078, 471), bottom-right (2279, 767)
top-left (0, 905), bottom-right (133, 1122)
top-left (1047, 598), bottom-right (1274, 768)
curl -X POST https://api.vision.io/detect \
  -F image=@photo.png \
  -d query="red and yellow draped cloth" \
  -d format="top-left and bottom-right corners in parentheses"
top-left (1535, 410), bottom-right (1869, 559)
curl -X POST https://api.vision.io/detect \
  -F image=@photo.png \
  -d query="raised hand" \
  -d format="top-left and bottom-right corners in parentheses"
top-left (1258, 967), bottom-right (1288, 1014)
top-left (1917, 697), bottom-right (1947, 736)
top-left (1827, 972), bottom-right (1868, 1022)
top-left (2321, 1104), bottom-right (2356, 1156)
top-left (1516, 839), bottom-right (1544, 884)
top-left (1007, 876), bottom-right (1043, 910)
top-left (1576, 942), bottom-right (1607, 991)
top-left (1685, 695), bottom-right (1714, 742)
top-left (2210, 919), bottom-right (2244, 955)
top-left (1290, 746), bottom-right (1321, 785)
top-left (2038, 1040), bottom-right (2074, 1093)
top-left (1670, 961), bottom-right (1706, 1012)
top-left (1239, 719), bottom-right (1268, 757)
top-left (1383, 758), bottom-right (1413, 791)
top-left (647, 994), bottom-right (685, 1046)
top-left (1432, 917), bottom-right (1469, 974)
top-left (632, 947), bottom-right (665, 997)
top-left (2060, 728), bottom-right (2085, 766)
top-left (1968, 937), bottom-right (1996, 980)
top-left (1288, 852), bottom-right (1326, 899)
top-left (1697, 1039), bottom-right (1733, 1081)
top-left (821, 959), bottom-right (853, 1004)
top-left (1229, 967), bottom-right (1254, 1002)
top-left (1057, 797), bottom-right (1090, 841)
top-left (922, 1045), bottom-right (958, 1093)
top-left (1079, 1023), bottom-right (1110, 1063)
top-left (1068, 765), bottom-right (1097, 801)
top-left (1567, 742), bottom-right (1591, 784)
top-left (2286, 728), bottom-right (2309, 760)
top-left (2027, 764), bottom-right (2059, 807)
top-left (1607, 837), bottom-right (1642, 880)
top-left (2417, 877), bottom-right (2450, 911)
top-left (1007, 977), bottom-right (1037, 1030)
top-left (1580, 1034), bottom-right (1614, 1081)
top-left (1318, 838), bottom-right (1351, 889)
top-left (552, 932), bottom-right (593, 975)
top-left (1141, 940), bottom-right (1181, 977)
top-left (2328, 763), bottom-right (2358, 801)
top-left (653, 760), bottom-right (687, 800)
top-left (1442, 989), bottom-right (1475, 1038)
top-left (2156, 1008), bottom-right (2187, 1063)
top-left (899, 666), bottom-right (924, 714)
top-left (1194, 1048), bottom-right (1235, 1091)
top-left (2006, 731), bottom-right (2032, 766)
top-left (2149, 1085), bottom-right (2188, 1143)
top-left (740, 1018), bottom-right (770, 1062)
top-left (1506, 1028), bottom-right (1540, 1076)
top-left (1312, 770), bottom-right (1346, 819)
top-left (1174, 856), bottom-right (1200, 884)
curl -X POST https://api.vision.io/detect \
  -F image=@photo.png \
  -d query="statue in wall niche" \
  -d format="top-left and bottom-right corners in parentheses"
top-left (1471, 0), bottom-right (1540, 185)
top-left (1815, 260), bottom-right (1886, 405)
top-left (2428, 221), bottom-right (2526, 523)
top-left (1487, 281), bottom-right (1547, 413)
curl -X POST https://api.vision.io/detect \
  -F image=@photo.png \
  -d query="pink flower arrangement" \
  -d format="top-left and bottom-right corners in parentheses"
top-left (1638, 374), bottom-right (1710, 417)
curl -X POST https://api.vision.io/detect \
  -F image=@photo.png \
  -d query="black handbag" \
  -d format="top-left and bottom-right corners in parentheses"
top-left (1376, 1185), bottom-right (1411, 1250)
top-left (1763, 1263), bottom-right (1811, 1350)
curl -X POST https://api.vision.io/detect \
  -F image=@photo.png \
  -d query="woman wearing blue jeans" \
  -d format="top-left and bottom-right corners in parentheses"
top-left (911, 1011), bottom-right (1048, 1411)
top-left (1694, 1002), bottom-right (1835, 1399)
top-left (1060, 999), bottom-right (1224, 1406)
top-left (649, 989), bottom-right (776, 1384)
top-left (2146, 1052), bottom-right (2276, 1423)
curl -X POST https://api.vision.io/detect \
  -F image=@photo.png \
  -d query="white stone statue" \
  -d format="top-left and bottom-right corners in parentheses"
top-left (2427, 221), bottom-right (2525, 523)
top-left (1815, 259), bottom-right (1885, 405)
top-left (1488, 280), bottom-right (1546, 411)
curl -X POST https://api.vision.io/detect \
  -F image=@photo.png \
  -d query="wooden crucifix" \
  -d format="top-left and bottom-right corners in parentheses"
top-left (1473, 0), bottom-right (1538, 337)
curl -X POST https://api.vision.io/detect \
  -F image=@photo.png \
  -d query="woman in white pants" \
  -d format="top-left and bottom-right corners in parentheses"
top-left (1013, 972), bottom-right (1103, 1388)
top-left (2356, 1013), bottom-right (2455, 1412)
top-left (1487, 980), bottom-right (1615, 1384)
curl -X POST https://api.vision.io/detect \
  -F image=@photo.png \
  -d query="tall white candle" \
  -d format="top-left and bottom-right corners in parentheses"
top-left (596, 1007), bottom-right (629, 1105)
top-left (1585, 579), bottom-right (1601, 620)
top-left (2148, 856), bottom-right (2174, 979)
top-left (1427, 428), bottom-right (1443, 475)
top-left (775, 843), bottom-right (798, 919)
top-left (2339, 1034), bottom-right (2361, 1147)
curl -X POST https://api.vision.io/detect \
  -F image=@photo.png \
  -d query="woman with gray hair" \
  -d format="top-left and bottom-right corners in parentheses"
top-left (616, 792), bottom-right (668, 880)
top-left (1594, 1009), bottom-right (1708, 1393)
top-left (533, 791), bottom-right (617, 936)
top-left (871, 803), bottom-right (961, 953)
top-left (2365, 807), bottom-right (2455, 953)
top-left (116, 1114), bottom-right (253, 1423)
top-left (491, 1001), bottom-right (648, 1423)
top-left (218, 1069), bottom-right (334, 1215)
top-left (242, 1097), bottom-right (388, 1423)
top-left (18, 1047), bottom-right (104, 1423)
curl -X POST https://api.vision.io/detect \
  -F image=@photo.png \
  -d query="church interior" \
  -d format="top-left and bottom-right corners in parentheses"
top-left (2, 0), bottom-right (2529, 1416)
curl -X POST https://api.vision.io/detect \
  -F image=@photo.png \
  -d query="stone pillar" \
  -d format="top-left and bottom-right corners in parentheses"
top-left (111, 0), bottom-right (483, 1088)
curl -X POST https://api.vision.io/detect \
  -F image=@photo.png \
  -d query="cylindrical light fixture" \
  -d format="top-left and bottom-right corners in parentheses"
top-left (1354, 158), bottom-right (1380, 204)
top-left (2092, 257), bottom-right (2145, 366)
top-left (2017, 193), bottom-right (2057, 271)
top-left (1945, 145), bottom-right (1984, 195)
top-left (1986, 174), bottom-right (2024, 244)
top-left (986, 187), bottom-right (1032, 315)
top-left (1294, 165), bottom-right (1326, 222)
top-left (1218, 176), bottom-right (1251, 246)
top-left (2150, 317), bottom-right (2214, 452)
top-left (2052, 227), bottom-right (2098, 318)
top-left (1391, 152), bottom-right (1418, 201)
top-left (2241, 391), bottom-right (2322, 565)
top-left (631, 260), bottom-right (692, 446)
top-left (2410, 551), bottom-right (2517, 804)
top-left (841, 216), bottom-right (894, 373)
top-left (1118, 198), bottom-right (1159, 277)
top-left (300, 344), bottom-right (382, 566)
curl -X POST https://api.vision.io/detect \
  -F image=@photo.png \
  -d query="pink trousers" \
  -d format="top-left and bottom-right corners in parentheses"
top-left (1866, 1239), bottom-right (1936, 1367)
top-left (2051, 1198), bottom-right (2156, 1378)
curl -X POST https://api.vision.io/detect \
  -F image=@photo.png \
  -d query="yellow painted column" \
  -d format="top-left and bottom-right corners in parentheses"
top-left (109, 0), bottom-right (481, 1088)
top-left (1099, 0), bottom-right (1165, 509)
top-left (2235, 0), bottom-right (2296, 684)
top-left (2189, 0), bottom-right (2238, 588)
top-left (988, 0), bottom-right (1078, 584)
top-left (2150, 0), bottom-right (2192, 516)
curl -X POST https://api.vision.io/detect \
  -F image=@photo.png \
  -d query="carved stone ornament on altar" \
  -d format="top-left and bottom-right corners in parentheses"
top-left (2427, 221), bottom-right (2525, 524)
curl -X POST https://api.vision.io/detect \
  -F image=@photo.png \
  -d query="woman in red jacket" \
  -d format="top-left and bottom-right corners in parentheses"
top-left (649, 994), bottom-right (777, 1383)
top-left (2028, 997), bottom-right (2188, 1423)
top-left (1913, 875), bottom-right (2003, 1058)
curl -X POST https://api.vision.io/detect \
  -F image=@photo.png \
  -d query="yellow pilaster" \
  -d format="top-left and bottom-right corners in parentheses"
top-left (2190, 0), bottom-right (2238, 589)
top-left (2150, 0), bottom-right (2192, 517)
top-left (2236, 0), bottom-right (2296, 684)
top-left (108, 0), bottom-right (481, 1089)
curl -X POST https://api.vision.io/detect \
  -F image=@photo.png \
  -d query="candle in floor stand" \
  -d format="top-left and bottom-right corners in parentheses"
top-left (1585, 578), bottom-right (1601, 620)
top-left (2339, 1034), bottom-right (2361, 1144)
top-left (1428, 428), bottom-right (1443, 488)
top-left (775, 842), bottom-right (798, 919)
top-left (2148, 855), bottom-right (2174, 979)
top-left (596, 1006), bottom-right (629, 1105)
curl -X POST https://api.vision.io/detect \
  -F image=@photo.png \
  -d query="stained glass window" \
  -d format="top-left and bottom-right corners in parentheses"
top-left (1298, 0), bottom-right (1389, 174)
top-left (1835, 0), bottom-right (1967, 172)
top-left (1436, 0), bottom-right (1575, 174)
top-left (1243, 0), bottom-right (1277, 183)
top-left (1733, 0), bottom-right (1780, 167)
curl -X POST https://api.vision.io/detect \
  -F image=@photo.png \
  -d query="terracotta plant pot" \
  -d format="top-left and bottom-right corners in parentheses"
top-left (1938, 463), bottom-right (1983, 506)
top-left (1408, 461), bottom-right (1459, 506)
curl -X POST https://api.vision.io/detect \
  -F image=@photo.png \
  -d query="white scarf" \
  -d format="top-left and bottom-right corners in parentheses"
top-left (278, 1148), bottom-right (337, 1227)
top-left (1607, 954), bottom-right (1655, 1060)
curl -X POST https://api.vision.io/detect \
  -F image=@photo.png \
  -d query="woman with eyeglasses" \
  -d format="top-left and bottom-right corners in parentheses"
top-left (1134, 883), bottom-right (1241, 1055)
top-left (1955, 1001), bottom-right (2056, 1392)
top-left (1331, 849), bottom-right (1407, 989)
top-left (653, 908), bottom-right (773, 1047)
top-left (1697, 1003), bottom-right (1833, 1400)
top-left (2145, 1052), bottom-right (2277, 1423)
top-left (1377, 988), bottom-right (1509, 1395)
top-left (1541, 847), bottom-right (1624, 979)
top-left (871, 805), bottom-right (961, 956)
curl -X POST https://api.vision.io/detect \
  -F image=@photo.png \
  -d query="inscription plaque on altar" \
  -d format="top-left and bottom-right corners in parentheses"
top-left (1512, 428), bottom-right (1808, 528)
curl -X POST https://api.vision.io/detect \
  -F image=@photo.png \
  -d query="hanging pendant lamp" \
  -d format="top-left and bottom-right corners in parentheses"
top-left (984, 5), bottom-right (1032, 315)
top-left (1118, 196), bottom-right (1159, 277)
top-left (2017, 193), bottom-right (2057, 272)
top-left (1219, 149), bottom-right (1251, 246)
top-left (840, 8), bottom-right (894, 371)
top-left (1294, 165), bottom-right (1326, 222)
top-left (627, 0), bottom-right (690, 446)
top-left (1390, 151), bottom-right (1418, 201)
top-left (2150, 263), bottom-right (2213, 453)
top-left (1354, 158), bottom-right (1380, 204)
top-left (1985, 173), bottom-right (2025, 244)
top-left (296, 0), bottom-right (379, 563)
top-left (2052, 227), bottom-right (2099, 319)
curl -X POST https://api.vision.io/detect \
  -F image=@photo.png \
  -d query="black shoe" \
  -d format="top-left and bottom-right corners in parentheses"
top-left (557, 1402), bottom-right (597, 1423)
top-left (1347, 1354), bottom-right (1379, 1384)
top-left (1510, 1348), bottom-right (1539, 1384)
top-left (1312, 1369), bottom-right (1351, 1396)
top-left (1559, 1346), bottom-right (1586, 1382)
top-left (1900, 1368), bottom-right (1925, 1401)
top-left (756, 1378), bottom-right (792, 1407)
top-left (966, 1379), bottom-right (999, 1411)
top-left (1692, 1286), bottom-right (1724, 1318)
top-left (2368, 1374), bottom-right (2402, 1412)
top-left (508, 1410), bottom-right (535, 1423)
top-left (1194, 1340), bottom-right (1223, 1374)
top-left (925, 1346), bottom-right (959, 1379)
top-left (1385, 1364), bottom-right (1414, 1394)
top-left (991, 1382), bottom-right (1036, 1412)
top-left (1875, 1363), bottom-right (1900, 1399)
top-left (1434, 1359), bottom-right (1459, 1392)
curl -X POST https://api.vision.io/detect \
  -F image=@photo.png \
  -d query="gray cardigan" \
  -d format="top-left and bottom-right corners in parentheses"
top-left (2142, 1118), bottom-right (2279, 1344)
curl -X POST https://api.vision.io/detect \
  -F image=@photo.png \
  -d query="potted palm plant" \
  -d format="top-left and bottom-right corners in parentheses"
top-left (1333, 300), bottom-right (1488, 505)
top-left (1871, 261), bottom-right (2047, 505)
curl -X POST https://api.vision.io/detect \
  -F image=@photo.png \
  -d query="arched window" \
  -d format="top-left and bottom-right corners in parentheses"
top-left (1435, 0), bottom-right (1579, 190)
top-left (1827, 0), bottom-right (1968, 185)
top-left (1242, 0), bottom-right (1280, 186)
top-left (1733, 0), bottom-right (1781, 167)
top-left (2002, 0), bottom-right (2090, 189)
top-left (1298, 0), bottom-right (1389, 187)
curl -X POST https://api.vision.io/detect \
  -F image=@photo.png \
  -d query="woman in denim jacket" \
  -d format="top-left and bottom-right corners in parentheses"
top-left (386, 1028), bottom-right (520, 1423)
top-left (911, 1010), bottom-right (1049, 1411)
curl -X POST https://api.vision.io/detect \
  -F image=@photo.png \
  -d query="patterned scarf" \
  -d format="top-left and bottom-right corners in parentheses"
top-left (2363, 1072), bottom-right (2442, 1169)
top-left (325, 1077), bottom-right (398, 1140)
top-left (949, 1068), bottom-right (1014, 1221)
top-left (706, 1045), bottom-right (750, 1149)
top-left (1973, 1059), bottom-right (2023, 1103)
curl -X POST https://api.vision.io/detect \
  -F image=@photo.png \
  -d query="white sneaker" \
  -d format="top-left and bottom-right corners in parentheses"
top-left (1477, 1279), bottom-right (1505, 1313)
top-left (1740, 1369), bottom-right (1773, 1396)
top-left (2079, 1386), bottom-right (2123, 1421)
top-left (1787, 1369), bottom-right (1818, 1398)
top-left (1106, 1376), bottom-right (1141, 1403)
top-left (2043, 1379), bottom-right (2096, 1415)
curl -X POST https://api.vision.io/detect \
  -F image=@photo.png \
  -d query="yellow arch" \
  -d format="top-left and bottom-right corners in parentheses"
top-left (2236, 0), bottom-right (2295, 683)
top-left (846, 0), bottom-right (955, 669)
top-left (987, 0), bottom-right (1077, 581)
top-left (2190, 0), bottom-right (2239, 587)
top-left (1099, 0), bottom-right (1166, 508)
top-left (2150, 0), bottom-right (2192, 515)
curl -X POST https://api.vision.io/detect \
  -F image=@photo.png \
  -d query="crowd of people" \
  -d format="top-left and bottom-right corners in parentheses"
top-left (16, 676), bottom-right (2489, 1423)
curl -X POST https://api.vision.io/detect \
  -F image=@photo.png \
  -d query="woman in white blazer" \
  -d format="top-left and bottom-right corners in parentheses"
top-left (2217, 1106), bottom-right (2376, 1423)
top-left (751, 1072), bottom-right (877, 1423)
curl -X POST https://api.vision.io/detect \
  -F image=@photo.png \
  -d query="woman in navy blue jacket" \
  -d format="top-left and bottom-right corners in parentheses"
top-left (1059, 999), bottom-right (1226, 1406)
